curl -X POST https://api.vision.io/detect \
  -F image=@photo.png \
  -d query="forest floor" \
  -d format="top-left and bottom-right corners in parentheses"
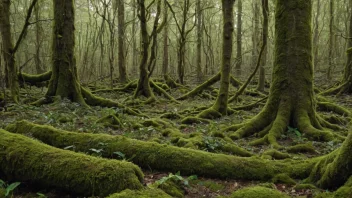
top-left (0, 74), bottom-right (350, 198)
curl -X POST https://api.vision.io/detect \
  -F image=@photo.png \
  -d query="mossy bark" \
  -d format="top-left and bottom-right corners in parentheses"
top-left (45, 0), bottom-right (86, 105)
top-left (308, 131), bottom-right (352, 189)
top-left (227, 0), bottom-right (334, 147)
top-left (108, 188), bottom-right (171, 198)
top-left (0, 0), bottom-right (19, 103)
top-left (6, 121), bottom-right (317, 181)
top-left (18, 71), bottom-right (52, 86)
top-left (0, 129), bottom-right (143, 197)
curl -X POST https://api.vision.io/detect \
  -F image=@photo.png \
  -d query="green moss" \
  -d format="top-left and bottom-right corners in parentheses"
top-left (159, 180), bottom-right (184, 198)
top-left (160, 112), bottom-right (183, 120)
top-left (96, 114), bottom-right (122, 129)
top-left (161, 129), bottom-right (185, 138)
top-left (272, 174), bottom-right (296, 185)
top-left (6, 121), bottom-right (316, 181)
top-left (286, 143), bottom-right (316, 154)
top-left (0, 129), bottom-right (143, 197)
top-left (219, 144), bottom-right (253, 157)
top-left (108, 188), bottom-right (171, 198)
top-left (293, 183), bottom-right (316, 190)
top-left (201, 181), bottom-right (225, 191)
top-left (263, 149), bottom-right (290, 160)
top-left (0, 188), bottom-right (5, 198)
top-left (228, 186), bottom-right (290, 198)
top-left (181, 117), bottom-right (211, 124)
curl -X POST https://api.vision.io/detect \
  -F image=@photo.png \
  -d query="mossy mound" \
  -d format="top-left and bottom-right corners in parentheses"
top-left (228, 186), bottom-right (289, 198)
top-left (107, 188), bottom-right (172, 198)
top-left (0, 129), bottom-right (143, 197)
top-left (272, 174), bottom-right (296, 185)
top-left (159, 180), bottom-right (184, 198)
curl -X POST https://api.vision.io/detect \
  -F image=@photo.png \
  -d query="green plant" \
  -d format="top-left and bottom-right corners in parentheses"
top-left (203, 136), bottom-right (222, 152)
top-left (0, 179), bottom-right (21, 197)
top-left (156, 172), bottom-right (197, 186)
top-left (36, 193), bottom-right (48, 198)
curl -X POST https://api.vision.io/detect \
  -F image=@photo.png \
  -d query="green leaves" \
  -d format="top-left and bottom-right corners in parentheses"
top-left (0, 179), bottom-right (21, 197)
top-left (5, 182), bottom-right (20, 197)
top-left (155, 172), bottom-right (197, 186)
top-left (287, 126), bottom-right (302, 137)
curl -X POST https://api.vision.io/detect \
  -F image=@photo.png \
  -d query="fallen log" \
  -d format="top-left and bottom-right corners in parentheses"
top-left (0, 129), bottom-right (143, 197)
top-left (6, 120), bottom-right (316, 181)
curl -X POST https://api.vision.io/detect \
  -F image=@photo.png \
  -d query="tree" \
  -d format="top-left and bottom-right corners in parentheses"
top-left (0, 0), bottom-right (38, 103)
top-left (195, 0), bottom-right (203, 82)
top-left (196, 0), bottom-right (236, 118)
top-left (327, 0), bottom-right (334, 80)
top-left (256, 0), bottom-right (268, 92)
top-left (116, 0), bottom-right (128, 83)
top-left (322, 0), bottom-right (352, 95)
top-left (234, 0), bottom-right (242, 77)
top-left (226, 0), bottom-right (336, 147)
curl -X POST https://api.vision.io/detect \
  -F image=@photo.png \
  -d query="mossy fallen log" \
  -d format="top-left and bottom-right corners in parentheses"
top-left (108, 188), bottom-right (171, 198)
top-left (6, 121), bottom-right (317, 181)
top-left (0, 129), bottom-right (143, 197)
top-left (18, 71), bottom-right (52, 86)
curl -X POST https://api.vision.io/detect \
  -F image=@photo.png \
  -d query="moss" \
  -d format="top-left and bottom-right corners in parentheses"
top-left (142, 118), bottom-right (172, 128)
top-left (160, 112), bottom-right (183, 120)
top-left (108, 188), bottom-right (171, 198)
top-left (0, 188), bottom-right (5, 198)
top-left (96, 114), bottom-right (122, 129)
top-left (263, 149), bottom-right (290, 160)
top-left (258, 183), bottom-right (276, 189)
top-left (286, 143), bottom-right (316, 154)
top-left (228, 186), bottom-right (290, 198)
top-left (317, 102), bottom-right (350, 117)
top-left (181, 117), bottom-right (211, 124)
top-left (272, 174), bottom-right (296, 185)
top-left (6, 121), bottom-right (316, 181)
top-left (308, 131), bottom-right (352, 189)
top-left (18, 71), bottom-right (52, 86)
top-left (293, 183), bottom-right (316, 190)
top-left (219, 144), bottom-right (253, 157)
top-left (161, 128), bottom-right (185, 138)
top-left (0, 129), bottom-right (143, 197)
top-left (201, 181), bottom-right (225, 191)
top-left (159, 180), bottom-right (184, 198)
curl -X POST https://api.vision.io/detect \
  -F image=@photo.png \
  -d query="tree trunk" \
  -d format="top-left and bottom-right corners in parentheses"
top-left (235, 0), bottom-right (242, 77)
top-left (45, 0), bottom-right (86, 105)
top-left (162, 0), bottom-right (169, 78)
top-left (117, 0), bottom-right (128, 83)
top-left (196, 0), bottom-right (203, 82)
top-left (313, 0), bottom-right (320, 71)
top-left (228, 0), bottom-right (333, 148)
top-left (327, 0), bottom-right (334, 80)
top-left (34, 0), bottom-right (44, 74)
top-left (134, 0), bottom-right (154, 99)
top-left (256, 0), bottom-right (268, 92)
top-left (251, 0), bottom-right (260, 72)
top-left (198, 0), bottom-right (235, 119)
top-left (0, 0), bottom-right (19, 103)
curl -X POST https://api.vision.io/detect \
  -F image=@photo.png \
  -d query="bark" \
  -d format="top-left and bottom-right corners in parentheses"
top-left (44, 0), bottom-right (86, 105)
top-left (227, 0), bottom-right (335, 147)
top-left (0, 0), bottom-right (19, 103)
top-left (196, 0), bottom-right (203, 82)
top-left (313, 0), bottom-right (320, 71)
top-left (117, 0), bottom-right (128, 83)
top-left (134, 0), bottom-right (154, 99)
top-left (256, 0), bottom-right (268, 92)
top-left (34, 0), bottom-right (45, 74)
top-left (327, 0), bottom-right (334, 80)
top-left (162, 0), bottom-right (169, 78)
top-left (235, 0), bottom-right (242, 77)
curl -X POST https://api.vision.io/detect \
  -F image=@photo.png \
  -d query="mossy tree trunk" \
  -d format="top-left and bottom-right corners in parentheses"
top-left (197, 0), bottom-right (235, 119)
top-left (256, 0), bottom-right (268, 92)
top-left (117, 0), bottom-right (128, 83)
top-left (134, 0), bottom-right (155, 99)
top-left (196, 0), bottom-right (203, 82)
top-left (321, 0), bottom-right (352, 95)
top-left (162, 0), bottom-right (169, 79)
top-left (234, 0), bottom-right (242, 77)
top-left (0, 0), bottom-right (19, 103)
top-left (228, 0), bottom-right (334, 147)
top-left (45, 0), bottom-right (86, 105)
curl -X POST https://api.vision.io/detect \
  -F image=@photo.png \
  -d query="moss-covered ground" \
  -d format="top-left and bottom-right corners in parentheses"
top-left (0, 76), bottom-right (350, 197)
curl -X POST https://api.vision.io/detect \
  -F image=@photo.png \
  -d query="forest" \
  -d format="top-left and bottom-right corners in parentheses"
top-left (0, 0), bottom-right (352, 197)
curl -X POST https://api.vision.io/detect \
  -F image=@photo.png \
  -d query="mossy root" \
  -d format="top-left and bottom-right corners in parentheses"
top-left (0, 129), bottom-right (143, 197)
top-left (6, 120), bottom-right (316, 181)
top-left (107, 188), bottom-right (172, 198)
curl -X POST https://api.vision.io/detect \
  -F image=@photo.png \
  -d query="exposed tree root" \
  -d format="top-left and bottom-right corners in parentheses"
top-left (92, 80), bottom-right (138, 94)
top-left (0, 129), bottom-right (143, 197)
top-left (150, 80), bottom-right (179, 104)
top-left (317, 102), bottom-right (351, 117)
top-left (108, 188), bottom-right (171, 198)
top-left (18, 71), bottom-right (52, 87)
top-left (232, 97), bottom-right (267, 111)
top-left (320, 81), bottom-right (352, 96)
top-left (224, 103), bottom-right (340, 148)
top-left (7, 120), bottom-right (316, 180)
